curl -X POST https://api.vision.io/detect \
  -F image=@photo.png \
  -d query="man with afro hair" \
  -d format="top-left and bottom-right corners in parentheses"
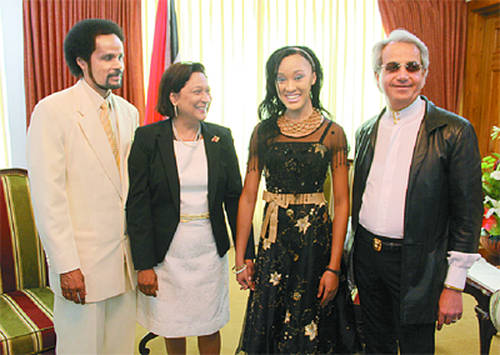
top-left (27, 19), bottom-right (138, 354)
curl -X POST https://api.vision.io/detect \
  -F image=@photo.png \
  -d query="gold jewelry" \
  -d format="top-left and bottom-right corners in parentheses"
top-left (390, 109), bottom-right (401, 124)
top-left (172, 120), bottom-right (202, 146)
top-left (277, 109), bottom-right (323, 137)
top-left (444, 284), bottom-right (463, 292)
top-left (173, 104), bottom-right (179, 117)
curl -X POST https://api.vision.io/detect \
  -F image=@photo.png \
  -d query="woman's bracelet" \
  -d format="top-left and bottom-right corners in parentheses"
top-left (325, 267), bottom-right (341, 276)
top-left (232, 264), bottom-right (248, 275)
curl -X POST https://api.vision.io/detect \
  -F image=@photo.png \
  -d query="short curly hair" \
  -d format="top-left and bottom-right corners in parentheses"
top-left (63, 19), bottom-right (124, 77)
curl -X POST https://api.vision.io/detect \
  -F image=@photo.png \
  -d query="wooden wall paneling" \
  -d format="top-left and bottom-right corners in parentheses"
top-left (485, 17), bottom-right (500, 153)
top-left (462, 0), bottom-right (500, 156)
top-left (462, 6), bottom-right (486, 142)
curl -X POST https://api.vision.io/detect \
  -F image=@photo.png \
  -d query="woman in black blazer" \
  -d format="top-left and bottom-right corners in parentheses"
top-left (126, 62), bottom-right (254, 355)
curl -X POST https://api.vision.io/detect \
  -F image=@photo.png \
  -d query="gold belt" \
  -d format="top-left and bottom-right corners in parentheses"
top-left (260, 190), bottom-right (326, 247)
top-left (180, 212), bottom-right (210, 223)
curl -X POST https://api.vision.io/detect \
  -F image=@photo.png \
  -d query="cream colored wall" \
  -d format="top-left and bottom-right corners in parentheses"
top-left (0, 1), bottom-right (26, 168)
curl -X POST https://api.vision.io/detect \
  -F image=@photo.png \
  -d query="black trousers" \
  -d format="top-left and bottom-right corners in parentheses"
top-left (354, 225), bottom-right (435, 354)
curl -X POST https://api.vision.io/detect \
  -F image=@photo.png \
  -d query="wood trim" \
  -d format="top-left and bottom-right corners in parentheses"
top-left (462, 0), bottom-right (500, 156)
top-left (469, 0), bottom-right (500, 15)
top-left (0, 169), bottom-right (27, 177)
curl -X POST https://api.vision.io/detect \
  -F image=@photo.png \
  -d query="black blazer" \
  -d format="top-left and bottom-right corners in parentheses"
top-left (126, 119), bottom-right (255, 270)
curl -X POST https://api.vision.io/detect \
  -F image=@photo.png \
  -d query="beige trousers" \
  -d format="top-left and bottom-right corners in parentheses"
top-left (53, 290), bottom-right (136, 355)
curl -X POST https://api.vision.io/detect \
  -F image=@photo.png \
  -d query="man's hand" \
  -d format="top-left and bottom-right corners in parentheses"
top-left (437, 287), bottom-right (463, 330)
top-left (138, 269), bottom-right (158, 297)
top-left (60, 269), bottom-right (86, 304)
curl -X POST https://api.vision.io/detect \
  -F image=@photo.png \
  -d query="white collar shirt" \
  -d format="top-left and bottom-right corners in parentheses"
top-left (359, 97), bottom-right (425, 238)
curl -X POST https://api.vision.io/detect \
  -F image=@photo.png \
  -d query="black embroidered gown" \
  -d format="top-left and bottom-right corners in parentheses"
top-left (237, 118), bottom-right (349, 355)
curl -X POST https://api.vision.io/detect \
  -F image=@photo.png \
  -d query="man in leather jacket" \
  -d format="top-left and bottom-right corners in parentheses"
top-left (351, 29), bottom-right (482, 354)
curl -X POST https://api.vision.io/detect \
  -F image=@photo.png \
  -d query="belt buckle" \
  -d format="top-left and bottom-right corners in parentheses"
top-left (373, 237), bottom-right (382, 252)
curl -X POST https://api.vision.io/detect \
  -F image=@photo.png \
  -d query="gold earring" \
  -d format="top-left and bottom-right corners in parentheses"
top-left (173, 104), bottom-right (178, 117)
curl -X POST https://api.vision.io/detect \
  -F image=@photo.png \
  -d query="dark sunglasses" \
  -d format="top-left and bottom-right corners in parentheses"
top-left (380, 61), bottom-right (422, 73)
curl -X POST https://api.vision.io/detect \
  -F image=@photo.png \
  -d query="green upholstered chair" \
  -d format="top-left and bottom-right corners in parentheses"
top-left (0, 168), bottom-right (55, 354)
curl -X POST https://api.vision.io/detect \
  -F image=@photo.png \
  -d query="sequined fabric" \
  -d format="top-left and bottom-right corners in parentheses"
top-left (237, 119), bottom-right (349, 354)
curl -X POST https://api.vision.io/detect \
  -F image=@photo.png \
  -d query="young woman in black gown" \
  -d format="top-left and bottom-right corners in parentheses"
top-left (234, 46), bottom-right (350, 354)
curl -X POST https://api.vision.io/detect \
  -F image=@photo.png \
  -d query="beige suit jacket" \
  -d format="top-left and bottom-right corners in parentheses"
top-left (27, 80), bottom-right (139, 303)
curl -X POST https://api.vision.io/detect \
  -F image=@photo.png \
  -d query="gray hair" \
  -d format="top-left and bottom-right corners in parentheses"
top-left (372, 29), bottom-right (429, 74)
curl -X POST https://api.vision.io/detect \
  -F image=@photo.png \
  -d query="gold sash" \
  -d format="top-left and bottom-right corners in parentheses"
top-left (260, 190), bottom-right (326, 246)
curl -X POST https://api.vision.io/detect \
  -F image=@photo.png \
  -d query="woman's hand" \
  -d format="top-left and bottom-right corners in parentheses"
top-left (138, 269), bottom-right (158, 297)
top-left (236, 259), bottom-right (255, 291)
top-left (317, 271), bottom-right (339, 307)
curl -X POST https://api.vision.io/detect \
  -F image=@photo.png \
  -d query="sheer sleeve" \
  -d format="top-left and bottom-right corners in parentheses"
top-left (324, 121), bottom-right (349, 169)
top-left (246, 123), bottom-right (262, 173)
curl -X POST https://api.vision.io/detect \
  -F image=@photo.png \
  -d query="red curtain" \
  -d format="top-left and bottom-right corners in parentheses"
top-left (378, 0), bottom-right (468, 114)
top-left (23, 0), bottom-right (145, 127)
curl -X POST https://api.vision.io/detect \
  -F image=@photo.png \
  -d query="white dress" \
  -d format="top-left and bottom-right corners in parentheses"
top-left (137, 138), bottom-right (229, 337)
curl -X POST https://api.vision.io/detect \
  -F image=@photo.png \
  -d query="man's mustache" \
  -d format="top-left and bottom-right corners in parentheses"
top-left (107, 70), bottom-right (123, 78)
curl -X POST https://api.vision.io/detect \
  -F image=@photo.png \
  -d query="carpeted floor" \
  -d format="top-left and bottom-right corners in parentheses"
top-left (133, 248), bottom-right (500, 355)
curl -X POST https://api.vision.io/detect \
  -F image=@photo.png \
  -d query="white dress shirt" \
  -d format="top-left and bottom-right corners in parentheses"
top-left (359, 97), bottom-right (425, 238)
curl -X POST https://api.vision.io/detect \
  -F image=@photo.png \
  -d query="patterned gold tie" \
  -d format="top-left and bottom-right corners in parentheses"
top-left (100, 101), bottom-right (120, 169)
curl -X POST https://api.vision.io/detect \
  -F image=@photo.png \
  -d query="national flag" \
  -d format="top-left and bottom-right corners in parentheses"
top-left (144, 0), bottom-right (179, 125)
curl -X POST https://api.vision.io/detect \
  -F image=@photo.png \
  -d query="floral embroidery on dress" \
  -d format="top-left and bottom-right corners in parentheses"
top-left (284, 310), bottom-right (291, 324)
top-left (295, 215), bottom-right (311, 234)
top-left (269, 271), bottom-right (282, 286)
top-left (305, 320), bottom-right (318, 341)
top-left (314, 143), bottom-right (328, 158)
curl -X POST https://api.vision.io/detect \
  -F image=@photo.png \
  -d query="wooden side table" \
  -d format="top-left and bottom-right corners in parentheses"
top-left (465, 252), bottom-right (500, 355)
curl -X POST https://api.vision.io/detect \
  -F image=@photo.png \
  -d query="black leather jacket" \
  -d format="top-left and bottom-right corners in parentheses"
top-left (351, 96), bottom-right (482, 324)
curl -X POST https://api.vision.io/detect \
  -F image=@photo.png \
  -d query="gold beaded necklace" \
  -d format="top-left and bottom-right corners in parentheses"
top-left (277, 109), bottom-right (323, 137)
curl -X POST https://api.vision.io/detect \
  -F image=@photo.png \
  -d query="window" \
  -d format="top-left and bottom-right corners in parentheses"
top-left (144, 0), bottom-right (385, 163)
